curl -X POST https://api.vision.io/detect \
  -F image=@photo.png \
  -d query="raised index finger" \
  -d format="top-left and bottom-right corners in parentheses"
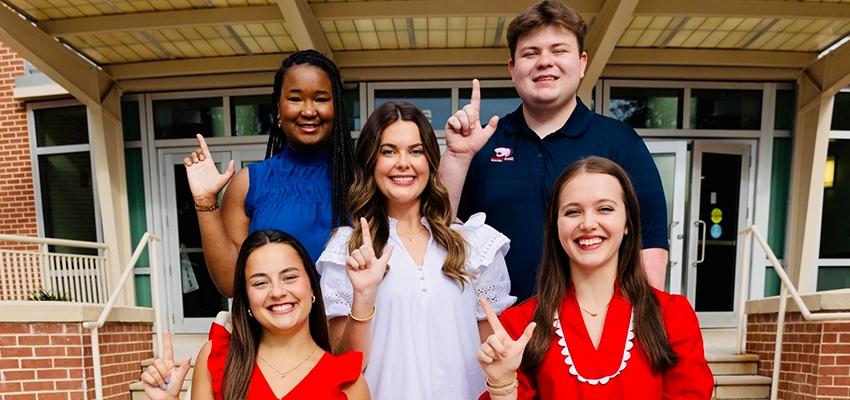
top-left (480, 298), bottom-right (505, 334)
top-left (163, 329), bottom-right (174, 364)
top-left (470, 79), bottom-right (481, 123)
top-left (196, 133), bottom-right (210, 157)
top-left (359, 217), bottom-right (373, 250)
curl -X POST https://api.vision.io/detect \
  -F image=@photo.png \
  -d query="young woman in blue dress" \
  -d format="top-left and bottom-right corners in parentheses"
top-left (183, 50), bottom-right (355, 297)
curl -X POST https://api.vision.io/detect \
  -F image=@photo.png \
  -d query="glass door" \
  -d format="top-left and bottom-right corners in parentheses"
top-left (646, 140), bottom-right (688, 294)
top-left (686, 142), bottom-right (752, 327)
top-left (160, 146), bottom-right (264, 333)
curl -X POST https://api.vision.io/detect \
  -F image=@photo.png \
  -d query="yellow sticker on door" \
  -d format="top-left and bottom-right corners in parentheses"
top-left (711, 208), bottom-right (723, 224)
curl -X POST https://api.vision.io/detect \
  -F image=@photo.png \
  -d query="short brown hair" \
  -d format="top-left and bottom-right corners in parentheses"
top-left (507, 0), bottom-right (587, 59)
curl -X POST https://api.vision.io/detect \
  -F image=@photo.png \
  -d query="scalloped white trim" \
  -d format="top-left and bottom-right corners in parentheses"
top-left (553, 311), bottom-right (635, 385)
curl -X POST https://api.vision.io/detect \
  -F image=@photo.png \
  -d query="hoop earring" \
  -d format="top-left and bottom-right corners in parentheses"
top-left (248, 309), bottom-right (253, 317)
top-left (311, 295), bottom-right (316, 303)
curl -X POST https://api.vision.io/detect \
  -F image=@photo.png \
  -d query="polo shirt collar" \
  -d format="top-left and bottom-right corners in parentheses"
top-left (503, 97), bottom-right (593, 139)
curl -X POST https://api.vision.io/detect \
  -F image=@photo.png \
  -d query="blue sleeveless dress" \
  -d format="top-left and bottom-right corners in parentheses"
top-left (245, 146), bottom-right (333, 262)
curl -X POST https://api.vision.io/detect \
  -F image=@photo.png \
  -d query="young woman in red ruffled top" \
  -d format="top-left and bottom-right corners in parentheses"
top-left (477, 157), bottom-right (714, 400)
top-left (141, 230), bottom-right (369, 400)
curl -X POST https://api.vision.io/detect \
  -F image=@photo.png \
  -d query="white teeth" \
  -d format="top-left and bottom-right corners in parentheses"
top-left (391, 176), bottom-right (414, 183)
top-left (269, 303), bottom-right (294, 312)
top-left (578, 237), bottom-right (603, 246)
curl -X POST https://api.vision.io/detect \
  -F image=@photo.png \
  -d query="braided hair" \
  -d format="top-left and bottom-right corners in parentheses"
top-left (266, 50), bottom-right (355, 229)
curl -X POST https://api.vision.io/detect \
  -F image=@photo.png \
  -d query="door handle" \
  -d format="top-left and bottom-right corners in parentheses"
top-left (693, 220), bottom-right (707, 266)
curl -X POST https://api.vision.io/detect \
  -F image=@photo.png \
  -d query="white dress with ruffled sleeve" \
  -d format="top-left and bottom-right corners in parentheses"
top-left (317, 212), bottom-right (516, 400)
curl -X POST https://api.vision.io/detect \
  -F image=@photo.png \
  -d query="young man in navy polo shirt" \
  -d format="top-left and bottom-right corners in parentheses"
top-left (439, 0), bottom-right (668, 301)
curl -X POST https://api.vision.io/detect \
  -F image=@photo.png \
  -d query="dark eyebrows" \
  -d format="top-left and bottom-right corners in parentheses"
top-left (248, 266), bottom-right (300, 279)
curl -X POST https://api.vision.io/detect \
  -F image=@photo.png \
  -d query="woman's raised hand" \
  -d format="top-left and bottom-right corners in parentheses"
top-left (477, 299), bottom-right (536, 384)
top-left (183, 134), bottom-right (236, 205)
top-left (141, 330), bottom-right (191, 400)
top-left (346, 218), bottom-right (394, 295)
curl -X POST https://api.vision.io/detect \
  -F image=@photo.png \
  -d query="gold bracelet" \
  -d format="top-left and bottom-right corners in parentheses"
top-left (485, 376), bottom-right (518, 396)
top-left (348, 305), bottom-right (376, 322)
top-left (195, 202), bottom-right (220, 212)
top-left (485, 373), bottom-right (518, 389)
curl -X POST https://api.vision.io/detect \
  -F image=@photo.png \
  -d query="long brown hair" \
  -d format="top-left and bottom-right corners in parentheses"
top-left (223, 230), bottom-right (331, 400)
top-left (347, 101), bottom-right (469, 286)
top-left (522, 156), bottom-right (677, 374)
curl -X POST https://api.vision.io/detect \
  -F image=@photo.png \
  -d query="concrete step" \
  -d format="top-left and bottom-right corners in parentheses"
top-left (706, 353), bottom-right (759, 376)
top-left (713, 375), bottom-right (771, 399)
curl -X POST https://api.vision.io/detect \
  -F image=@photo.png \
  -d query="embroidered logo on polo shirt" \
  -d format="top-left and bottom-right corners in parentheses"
top-left (490, 147), bottom-right (514, 162)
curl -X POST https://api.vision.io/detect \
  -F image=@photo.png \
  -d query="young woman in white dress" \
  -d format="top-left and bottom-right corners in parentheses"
top-left (317, 101), bottom-right (516, 400)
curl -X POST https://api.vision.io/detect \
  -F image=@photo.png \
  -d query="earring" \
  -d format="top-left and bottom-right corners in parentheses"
top-left (311, 295), bottom-right (316, 303)
top-left (248, 309), bottom-right (253, 317)
top-left (276, 114), bottom-right (282, 129)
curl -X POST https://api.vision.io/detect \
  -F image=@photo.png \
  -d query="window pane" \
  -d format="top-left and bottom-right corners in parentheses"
top-left (38, 152), bottom-right (97, 255)
top-left (459, 87), bottom-right (522, 122)
top-left (609, 87), bottom-right (683, 129)
top-left (126, 148), bottom-right (148, 267)
top-left (122, 101), bottom-right (141, 141)
top-left (768, 138), bottom-right (791, 255)
top-left (344, 87), bottom-right (360, 131)
top-left (817, 267), bottom-right (850, 291)
top-left (774, 89), bottom-right (795, 131)
top-left (374, 89), bottom-right (451, 128)
top-left (153, 97), bottom-right (224, 139)
top-left (690, 89), bottom-right (762, 130)
top-left (34, 106), bottom-right (88, 147)
top-left (832, 92), bottom-right (850, 131)
top-left (819, 139), bottom-right (850, 258)
top-left (230, 94), bottom-right (273, 137)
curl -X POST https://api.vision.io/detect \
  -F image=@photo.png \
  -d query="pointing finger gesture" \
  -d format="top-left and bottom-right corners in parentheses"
top-left (477, 299), bottom-right (536, 385)
top-left (141, 330), bottom-right (191, 400)
top-left (346, 218), bottom-right (394, 294)
top-left (184, 134), bottom-right (236, 205)
top-left (444, 79), bottom-right (499, 159)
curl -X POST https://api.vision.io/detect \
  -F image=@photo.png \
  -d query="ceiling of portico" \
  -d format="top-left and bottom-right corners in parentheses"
top-left (1, 0), bottom-right (849, 92)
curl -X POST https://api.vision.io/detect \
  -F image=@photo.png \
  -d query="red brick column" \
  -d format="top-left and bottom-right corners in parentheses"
top-left (0, 318), bottom-right (153, 400)
top-left (747, 312), bottom-right (850, 399)
top-left (0, 41), bottom-right (37, 241)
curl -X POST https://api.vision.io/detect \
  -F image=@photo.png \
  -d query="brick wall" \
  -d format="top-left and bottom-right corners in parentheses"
top-left (0, 42), bottom-right (37, 241)
top-left (0, 320), bottom-right (153, 400)
top-left (0, 41), bottom-right (41, 301)
top-left (747, 312), bottom-right (850, 399)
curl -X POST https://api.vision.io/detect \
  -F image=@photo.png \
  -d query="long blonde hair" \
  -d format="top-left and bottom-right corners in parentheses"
top-left (347, 101), bottom-right (469, 286)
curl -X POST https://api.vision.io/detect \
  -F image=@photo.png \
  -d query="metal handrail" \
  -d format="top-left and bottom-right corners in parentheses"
top-left (0, 234), bottom-right (109, 249)
top-left (81, 232), bottom-right (162, 400)
top-left (737, 226), bottom-right (850, 400)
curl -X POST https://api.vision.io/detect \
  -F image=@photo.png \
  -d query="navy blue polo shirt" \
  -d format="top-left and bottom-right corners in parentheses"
top-left (458, 99), bottom-right (668, 301)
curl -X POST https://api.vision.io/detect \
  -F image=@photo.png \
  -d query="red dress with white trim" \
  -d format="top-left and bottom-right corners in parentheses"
top-left (481, 288), bottom-right (713, 400)
top-left (206, 315), bottom-right (362, 400)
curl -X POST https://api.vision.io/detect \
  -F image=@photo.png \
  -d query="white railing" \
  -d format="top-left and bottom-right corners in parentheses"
top-left (738, 226), bottom-right (850, 400)
top-left (0, 234), bottom-right (108, 302)
top-left (82, 232), bottom-right (162, 400)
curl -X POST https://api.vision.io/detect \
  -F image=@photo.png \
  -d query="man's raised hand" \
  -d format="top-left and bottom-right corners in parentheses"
top-left (444, 79), bottom-right (499, 160)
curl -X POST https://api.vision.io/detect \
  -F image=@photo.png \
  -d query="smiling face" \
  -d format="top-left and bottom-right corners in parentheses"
top-left (278, 64), bottom-right (334, 151)
top-left (557, 172), bottom-right (628, 275)
top-left (245, 243), bottom-right (313, 335)
top-left (509, 24), bottom-right (587, 112)
top-left (373, 119), bottom-right (430, 211)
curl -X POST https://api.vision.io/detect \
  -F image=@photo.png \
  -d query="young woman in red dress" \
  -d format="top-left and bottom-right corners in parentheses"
top-left (477, 157), bottom-right (714, 399)
top-left (140, 230), bottom-right (369, 400)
